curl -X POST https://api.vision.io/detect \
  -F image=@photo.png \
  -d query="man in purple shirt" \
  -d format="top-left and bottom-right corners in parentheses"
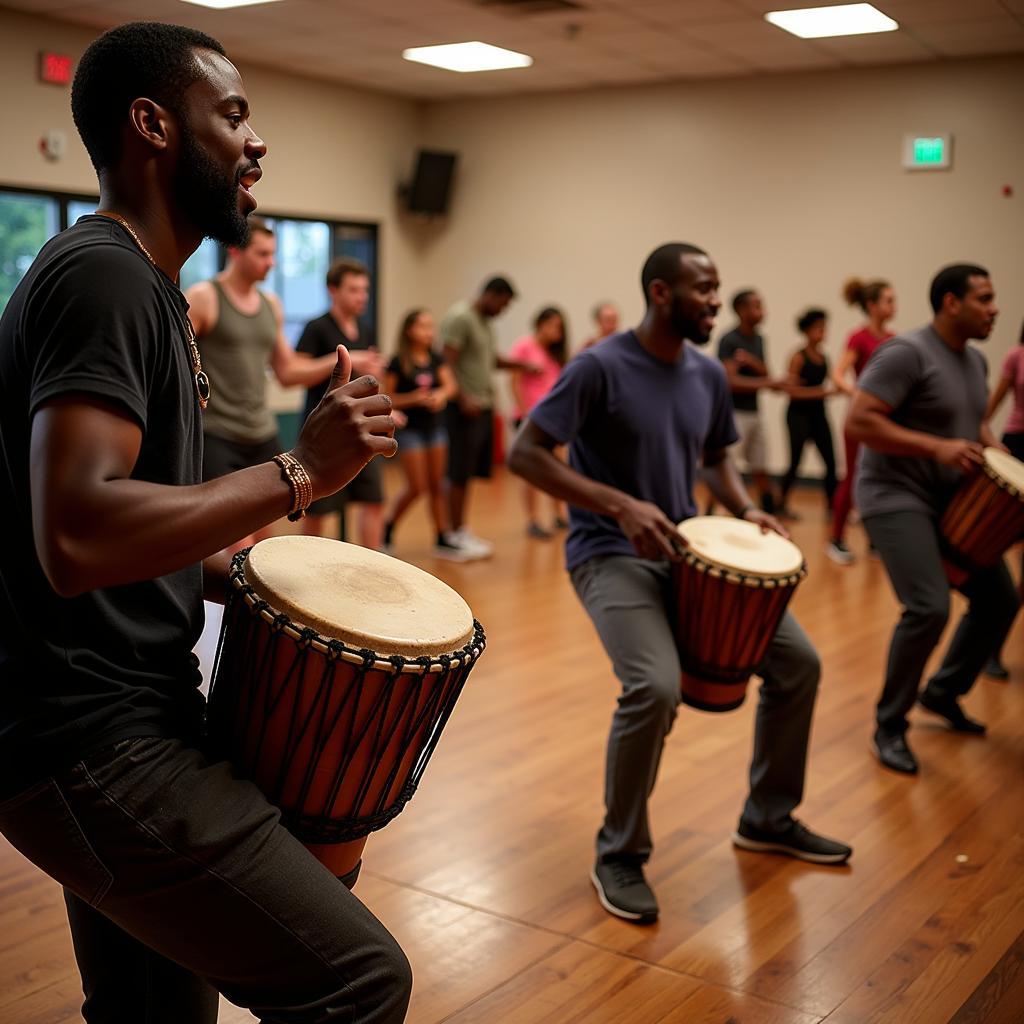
top-left (510, 243), bottom-right (851, 925)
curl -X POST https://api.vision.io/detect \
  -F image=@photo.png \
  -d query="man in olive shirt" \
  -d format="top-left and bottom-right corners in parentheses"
top-left (441, 275), bottom-right (537, 557)
top-left (848, 263), bottom-right (1019, 775)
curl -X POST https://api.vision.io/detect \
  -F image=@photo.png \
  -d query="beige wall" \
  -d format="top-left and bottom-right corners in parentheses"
top-left (2, 7), bottom-right (1022, 470)
top-left (419, 55), bottom-right (1024, 472)
top-left (0, 8), bottom-right (426, 351)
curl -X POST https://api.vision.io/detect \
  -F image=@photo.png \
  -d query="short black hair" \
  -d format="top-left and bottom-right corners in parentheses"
top-left (731, 289), bottom-right (758, 314)
top-left (72, 21), bottom-right (226, 172)
top-left (640, 242), bottom-right (706, 304)
top-left (482, 276), bottom-right (516, 298)
top-left (797, 308), bottom-right (827, 333)
top-left (929, 263), bottom-right (989, 314)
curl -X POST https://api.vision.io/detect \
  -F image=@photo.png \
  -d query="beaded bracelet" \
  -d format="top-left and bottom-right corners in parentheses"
top-left (273, 452), bottom-right (314, 521)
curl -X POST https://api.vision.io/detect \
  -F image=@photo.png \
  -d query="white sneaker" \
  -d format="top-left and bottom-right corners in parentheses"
top-left (451, 526), bottom-right (494, 558)
top-left (826, 540), bottom-right (855, 565)
top-left (433, 536), bottom-right (474, 562)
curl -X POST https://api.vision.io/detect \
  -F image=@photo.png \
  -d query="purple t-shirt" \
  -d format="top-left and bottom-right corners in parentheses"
top-left (529, 331), bottom-right (739, 571)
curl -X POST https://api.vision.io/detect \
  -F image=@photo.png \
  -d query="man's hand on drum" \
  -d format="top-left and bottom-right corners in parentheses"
top-left (932, 438), bottom-right (985, 474)
top-left (617, 497), bottom-right (686, 562)
top-left (741, 507), bottom-right (789, 540)
top-left (294, 345), bottom-right (398, 498)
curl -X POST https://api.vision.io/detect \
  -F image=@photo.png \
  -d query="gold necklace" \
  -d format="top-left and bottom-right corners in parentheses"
top-left (96, 211), bottom-right (211, 410)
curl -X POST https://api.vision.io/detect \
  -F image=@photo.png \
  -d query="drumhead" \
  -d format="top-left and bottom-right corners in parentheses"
top-left (243, 536), bottom-right (475, 657)
top-left (676, 516), bottom-right (805, 579)
top-left (984, 447), bottom-right (1024, 494)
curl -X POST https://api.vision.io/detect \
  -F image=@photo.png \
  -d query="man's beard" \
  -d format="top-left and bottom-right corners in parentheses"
top-left (175, 123), bottom-right (250, 248)
top-left (669, 294), bottom-right (710, 345)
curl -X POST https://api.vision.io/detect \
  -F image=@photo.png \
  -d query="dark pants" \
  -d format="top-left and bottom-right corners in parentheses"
top-left (781, 405), bottom-right (837, 508)
top-left (0, 737), bottom-right (411, 1023)
top-left (864, 511), bottom-right (1020, 736)
top-left (571, 555), bottom-right (820, 863)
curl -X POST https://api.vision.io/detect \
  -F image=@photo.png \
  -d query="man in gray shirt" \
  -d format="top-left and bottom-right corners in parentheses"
top-left (848, 264), bottom-right (1019, 775)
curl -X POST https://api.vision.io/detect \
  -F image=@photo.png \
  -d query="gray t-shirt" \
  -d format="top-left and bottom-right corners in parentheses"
top-left (855, 324), bottom-right (989, 519)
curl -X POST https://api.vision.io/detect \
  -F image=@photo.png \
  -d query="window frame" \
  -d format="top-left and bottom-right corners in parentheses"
top-left (0, 183), bottom-right (381, 332)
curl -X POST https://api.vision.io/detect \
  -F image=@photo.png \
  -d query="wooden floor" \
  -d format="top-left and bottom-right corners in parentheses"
top-left (2, 468), bottom-right (1022, 1024)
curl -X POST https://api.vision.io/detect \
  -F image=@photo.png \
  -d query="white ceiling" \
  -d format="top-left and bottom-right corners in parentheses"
top-left (5, 0), bottom-right (1024, 99)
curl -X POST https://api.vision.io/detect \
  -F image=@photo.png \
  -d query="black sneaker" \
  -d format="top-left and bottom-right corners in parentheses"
top-left (918, 689), bottom-right (986, 734)
top-left (732, 819), bottom-right (851, 865)
top-left (873, 728), bottom-right (918, 773)
top-left (590, 859), bottom-right (659, 924)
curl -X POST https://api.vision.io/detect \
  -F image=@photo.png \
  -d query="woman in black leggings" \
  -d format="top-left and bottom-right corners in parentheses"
top-left (779, 308), bottom-right (838, 516)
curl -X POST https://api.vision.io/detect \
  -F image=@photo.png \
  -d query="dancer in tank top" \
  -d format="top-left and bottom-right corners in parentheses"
top-left (777, 309), bottom-right (838, 516)
top-left (827, 277), bottom-right (896, 564)
top-left (186, 217), bottom-right (336, 546)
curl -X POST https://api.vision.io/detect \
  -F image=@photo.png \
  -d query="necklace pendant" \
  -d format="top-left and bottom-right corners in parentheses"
top-left (195, 370), bottom-right (211, 410)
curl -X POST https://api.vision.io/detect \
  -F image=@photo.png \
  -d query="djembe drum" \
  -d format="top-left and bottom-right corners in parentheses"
top-left (671, 517), bottom-right (806, 712)
top-left (207, 536), bottom-right (485, 881)
top-left (939, 447), bottom-right (1024, 586)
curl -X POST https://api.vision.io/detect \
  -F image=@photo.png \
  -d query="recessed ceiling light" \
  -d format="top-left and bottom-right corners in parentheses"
top-left (765, 3), bottom-right (898, 39)
top-left (402, 41), bottom-right (533, 74)
top-left (180, 0), bottom-right (284, 10)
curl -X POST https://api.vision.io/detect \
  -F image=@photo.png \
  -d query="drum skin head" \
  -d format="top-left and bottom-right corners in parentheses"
top-left (985, 446), bottom-right (1024, 494)
top-left (676, 516), bottom-right (805, 579)
top-left (244, 536), bottom-right (475, 657)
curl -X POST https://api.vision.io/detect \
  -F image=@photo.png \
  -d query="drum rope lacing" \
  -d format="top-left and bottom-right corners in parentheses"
top-left (206, 549), bottom-right (486, 844)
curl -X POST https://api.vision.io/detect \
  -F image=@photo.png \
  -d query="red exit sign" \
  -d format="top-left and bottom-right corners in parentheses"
top-left (39, 51), bottom-right (73, 86)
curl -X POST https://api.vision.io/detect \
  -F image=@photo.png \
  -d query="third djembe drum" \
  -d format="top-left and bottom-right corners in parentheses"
top-left (939, 447), bottom-right (1024, 586)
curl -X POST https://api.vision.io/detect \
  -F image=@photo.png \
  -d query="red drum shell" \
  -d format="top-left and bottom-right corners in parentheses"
top-left (671, 556), bottom-right (803, 713)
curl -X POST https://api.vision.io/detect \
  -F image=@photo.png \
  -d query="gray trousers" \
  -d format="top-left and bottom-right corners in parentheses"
top-left (571, 555), bottom-right (820, 864)
top-left (864, 510), bottom-right (1020, 736)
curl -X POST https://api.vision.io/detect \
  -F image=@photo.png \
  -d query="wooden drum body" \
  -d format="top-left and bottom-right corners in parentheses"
top-left (939, 447), bottom-right (1024, 586)
top-left (207, 536), bottom-right (485, 879)
top-left (671, 517), bottom-right (806, 712)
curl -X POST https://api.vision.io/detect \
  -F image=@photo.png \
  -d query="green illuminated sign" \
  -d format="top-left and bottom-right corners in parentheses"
top-left (912, 137), bottom-right (945, 166)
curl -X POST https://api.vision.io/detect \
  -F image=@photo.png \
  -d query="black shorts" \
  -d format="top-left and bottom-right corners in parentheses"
top-left (202, 433), bottom-right (281, 481)
top-left (308, 456), bottom-right (384, 515)
top-left (446, 405), bottom-right (494, 484)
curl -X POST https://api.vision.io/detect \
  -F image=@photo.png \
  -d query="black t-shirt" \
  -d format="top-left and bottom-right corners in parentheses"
top-left (387, 352), bottom-right (444, 433)
top-left (717, 327), bottom-right (765, 412)
top-left (0, 216), bottom-right (205, 797)
top-left (296, 313), bottom-right (377, 421)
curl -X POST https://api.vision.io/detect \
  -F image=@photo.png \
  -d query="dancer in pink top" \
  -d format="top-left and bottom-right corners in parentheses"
top-left (827, 277), bottom-right (896, 565)
top-left (510, 307), bottom-right (569, 538)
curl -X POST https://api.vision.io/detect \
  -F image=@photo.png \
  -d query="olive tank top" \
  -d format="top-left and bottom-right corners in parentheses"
top-left (197, 280), bottom-right (278, 444)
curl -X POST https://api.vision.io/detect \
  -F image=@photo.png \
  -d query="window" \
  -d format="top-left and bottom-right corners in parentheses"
top-left (262, 218), bottom-right (332, 344)
top-left (0, 191), bottom-right (59, 309)
top-left (180, 239), bottom-right (222, 293)
top-left (0, 187), bottom-right (379, 342)
top-left (67, 198), bottom-right (97, 224)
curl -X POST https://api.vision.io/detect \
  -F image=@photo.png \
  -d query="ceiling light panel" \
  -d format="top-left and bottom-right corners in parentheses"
top-left (180, 0), bottom-right (285, 10)
top-left (765, 3), bottom-right (899, 38)
top-left (403, 41), bottom-right (534, 73)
